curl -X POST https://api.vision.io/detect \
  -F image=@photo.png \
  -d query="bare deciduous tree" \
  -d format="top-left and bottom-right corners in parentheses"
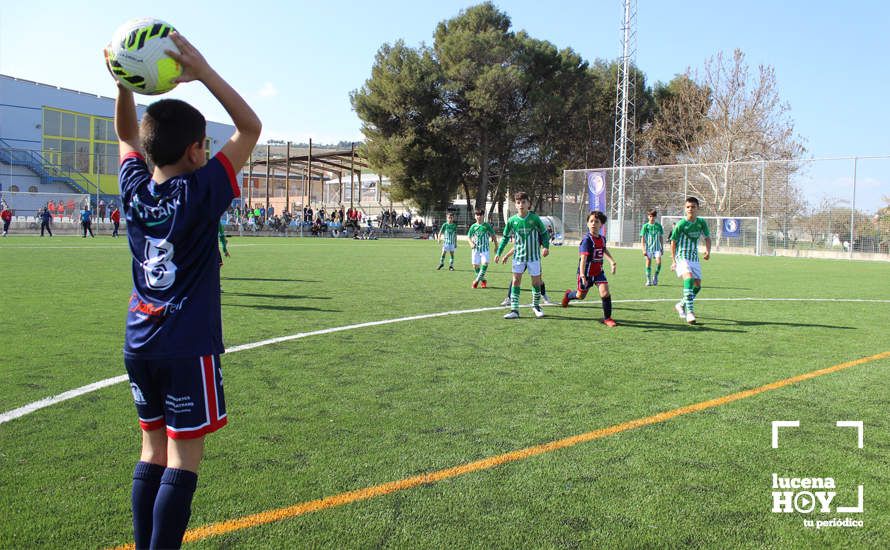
top-left (641, 50), bottom-right (807, 244)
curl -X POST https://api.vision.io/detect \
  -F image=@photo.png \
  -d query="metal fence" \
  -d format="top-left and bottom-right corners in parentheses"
top-left (563, 156), bottom-right (890, 258)
top-left (0, 191), bottom-right (92, 220)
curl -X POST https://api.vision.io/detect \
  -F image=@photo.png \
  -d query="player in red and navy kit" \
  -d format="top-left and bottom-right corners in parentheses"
top-left (112, 31), bottom-right (261, 550)
top-left (561, 210), bottom-right (618, 326)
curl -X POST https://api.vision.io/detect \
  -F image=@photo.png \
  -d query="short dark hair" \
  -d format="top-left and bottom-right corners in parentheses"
top-left (588, 210), bottom-right (607, 224)
top-left (140, 99), bottom-right (206, 167)
top-left (647, 209), bottom-right (658, 217)
top-left (474, 209), bottom-right (484, 216)
top-left (513, 191), bottom-right (529, 202)
top-left (685, 196), bottom-right (700, 207)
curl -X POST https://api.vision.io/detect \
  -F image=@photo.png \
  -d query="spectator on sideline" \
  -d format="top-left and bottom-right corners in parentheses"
top-left (81, 206), bottom-right (95, 238)
top-left (111, 205), bottom-right (121, 237)
top-left (1, 204), bottom-right (11, 236)
top-left (39, 205), bottom-right (53, 237)
top-left (98, 198), bottom-right (107, 222)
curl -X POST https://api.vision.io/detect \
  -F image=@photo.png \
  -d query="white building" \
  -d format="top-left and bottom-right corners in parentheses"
top-left (0, 73), bottom-right (235, 209)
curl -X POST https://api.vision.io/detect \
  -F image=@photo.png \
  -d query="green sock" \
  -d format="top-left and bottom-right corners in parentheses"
top-left (645, 266), bottom-right (651, 278)
top-left (532, 285), bottom-right (541, 307)
top-left (655, 263), bottom-right (662, 275)
top-left (474, 266), bottom-right (480, 276)
top-left (439, 253), bottom-right (445, 264)
top-left (479, 264), bottom-right (488, 281)
top-left (449, 252), bottom-right (454, 266)
top-left (693, 285), bottom-right (701, 296)
top-left (510, 285), bottom-right (520, 310)
top-left (683, 278), bottom-right (695, 313)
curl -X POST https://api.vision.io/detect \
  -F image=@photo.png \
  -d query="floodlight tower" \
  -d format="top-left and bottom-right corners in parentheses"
top-left (611, 0), bottom-right (637, 243)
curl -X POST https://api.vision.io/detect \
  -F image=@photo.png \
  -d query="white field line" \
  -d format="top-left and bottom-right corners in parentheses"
top-left (2, 297), bottom-right (889, 425)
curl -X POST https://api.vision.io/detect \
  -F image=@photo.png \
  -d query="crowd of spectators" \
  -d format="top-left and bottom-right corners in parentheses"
top-left (223, 203), bottom-right (411, 238)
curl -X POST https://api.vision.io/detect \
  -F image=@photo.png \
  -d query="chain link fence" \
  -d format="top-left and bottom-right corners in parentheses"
top-left (563, 156), bottom-right (890, 259)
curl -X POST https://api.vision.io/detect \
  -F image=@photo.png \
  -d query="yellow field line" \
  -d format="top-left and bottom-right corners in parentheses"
top-left (111, 350), bottom-right (890, 549)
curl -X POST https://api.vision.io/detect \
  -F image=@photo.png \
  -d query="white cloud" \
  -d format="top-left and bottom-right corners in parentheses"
top-left (257, 82), bottom-right (279, 98)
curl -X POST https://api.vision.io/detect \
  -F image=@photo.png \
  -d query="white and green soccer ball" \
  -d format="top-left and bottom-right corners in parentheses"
top-left (105, 17), bottom-right (181, 95)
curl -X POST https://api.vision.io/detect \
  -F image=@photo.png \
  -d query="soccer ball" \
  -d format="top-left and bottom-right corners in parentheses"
top-left (104, 18), bottom-right (181, 95)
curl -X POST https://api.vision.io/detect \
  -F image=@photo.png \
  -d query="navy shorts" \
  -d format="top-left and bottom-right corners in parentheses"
top-left (577, 271), bottom-right (608, 292)
top-left (125, 354), bottom-right (227, 439)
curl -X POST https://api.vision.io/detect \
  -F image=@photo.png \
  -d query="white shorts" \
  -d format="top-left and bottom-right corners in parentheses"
top-left (645, 250), bottom-right (662, 259)
top-left (472, 250), bottom-right (490, 265)
top-left (512, 259), bottom-right (542, 276)
top-left (442, 243), bottom-right (456, 252)
top-left (675, 258), bottom-right (702, 279)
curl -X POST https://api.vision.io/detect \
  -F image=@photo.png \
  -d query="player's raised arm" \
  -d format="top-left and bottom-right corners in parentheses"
top-left (113, 83), bottom-right (140, 158)
top-left (166, 32), bottom-right (261, 173)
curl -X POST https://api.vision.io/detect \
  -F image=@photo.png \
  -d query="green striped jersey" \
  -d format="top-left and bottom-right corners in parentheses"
top-left (441, 222), bottom-right (458, 247)
top-left (496, 212), bottom-right (550, 262)
top-left (670, 218), bottom-right (710, 261)
top-left (467, 222), bottom-right (495, 253)
top-left (640, 222), bottom-right (664, 252)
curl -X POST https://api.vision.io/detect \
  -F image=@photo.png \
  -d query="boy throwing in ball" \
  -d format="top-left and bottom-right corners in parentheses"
top-left (113, 31), bottom-right (261, 548)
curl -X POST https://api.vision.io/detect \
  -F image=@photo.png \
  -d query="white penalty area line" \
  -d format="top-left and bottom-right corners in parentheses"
top-left (2, 297), bottom-right (889, 425)
top-left (0, 244), bottom-right (128, 249)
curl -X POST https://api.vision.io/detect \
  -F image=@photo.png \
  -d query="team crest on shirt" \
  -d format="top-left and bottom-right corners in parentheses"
top-left (130, 383), bottom-right (147, 405)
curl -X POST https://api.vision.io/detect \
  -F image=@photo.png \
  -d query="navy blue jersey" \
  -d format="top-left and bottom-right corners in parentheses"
top-left (120, 151), bottom-right (239, 359)
top-left (578, 233), bottom-right (606, 278)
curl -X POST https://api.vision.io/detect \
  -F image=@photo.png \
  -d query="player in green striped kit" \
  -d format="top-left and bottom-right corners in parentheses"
top-left (437, 211), bottom-right (458, 271)
top-left (218, 221), bottom-right (230, 260)
top-left (468, 209), bottom-right (497, 288)
top-left (670, 197), bottom-right (711, 324)
top-left (640, 209), bottom-right (664, 286)
top-left (494, 192), bottom-right (550, 319)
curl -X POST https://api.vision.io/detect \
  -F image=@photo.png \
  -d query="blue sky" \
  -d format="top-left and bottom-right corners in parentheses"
top-left (1, 1), bottom-right (887, 209)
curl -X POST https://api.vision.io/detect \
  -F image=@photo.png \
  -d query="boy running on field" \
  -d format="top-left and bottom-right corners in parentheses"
top-left (467, 209), bottom-right (497, 288)
top-left (561, 210), bottom-right (618, 326)
top-left (640, 208), bottom-right (664, 286)
top-left (494, 192), bottom-right (550, 319)
top-left (437, 211), bottom-right (457, 271)
top-left (670, 196), bottom-right (711, 324)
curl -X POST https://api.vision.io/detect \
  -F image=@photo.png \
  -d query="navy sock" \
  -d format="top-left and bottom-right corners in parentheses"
top-left (602, 295), bottom-right (612, 319)
top-left (151, 468), bottom-right (198, 550)
top-left (132, 462), bottom-right (165, 550)
top-left (567, 290), bottom-right (577, 300)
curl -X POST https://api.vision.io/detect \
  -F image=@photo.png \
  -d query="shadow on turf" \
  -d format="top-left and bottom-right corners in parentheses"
top-left (223, 291), bottom-right (330, 300)
top-left (223, 302), bottom-right (337, 313)
top-left (545, 314), bottom-right (745, 332)
top-left (705, 317), bottom-right (855, 330)
top-left (222, 277), bottom-right (319, 283)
